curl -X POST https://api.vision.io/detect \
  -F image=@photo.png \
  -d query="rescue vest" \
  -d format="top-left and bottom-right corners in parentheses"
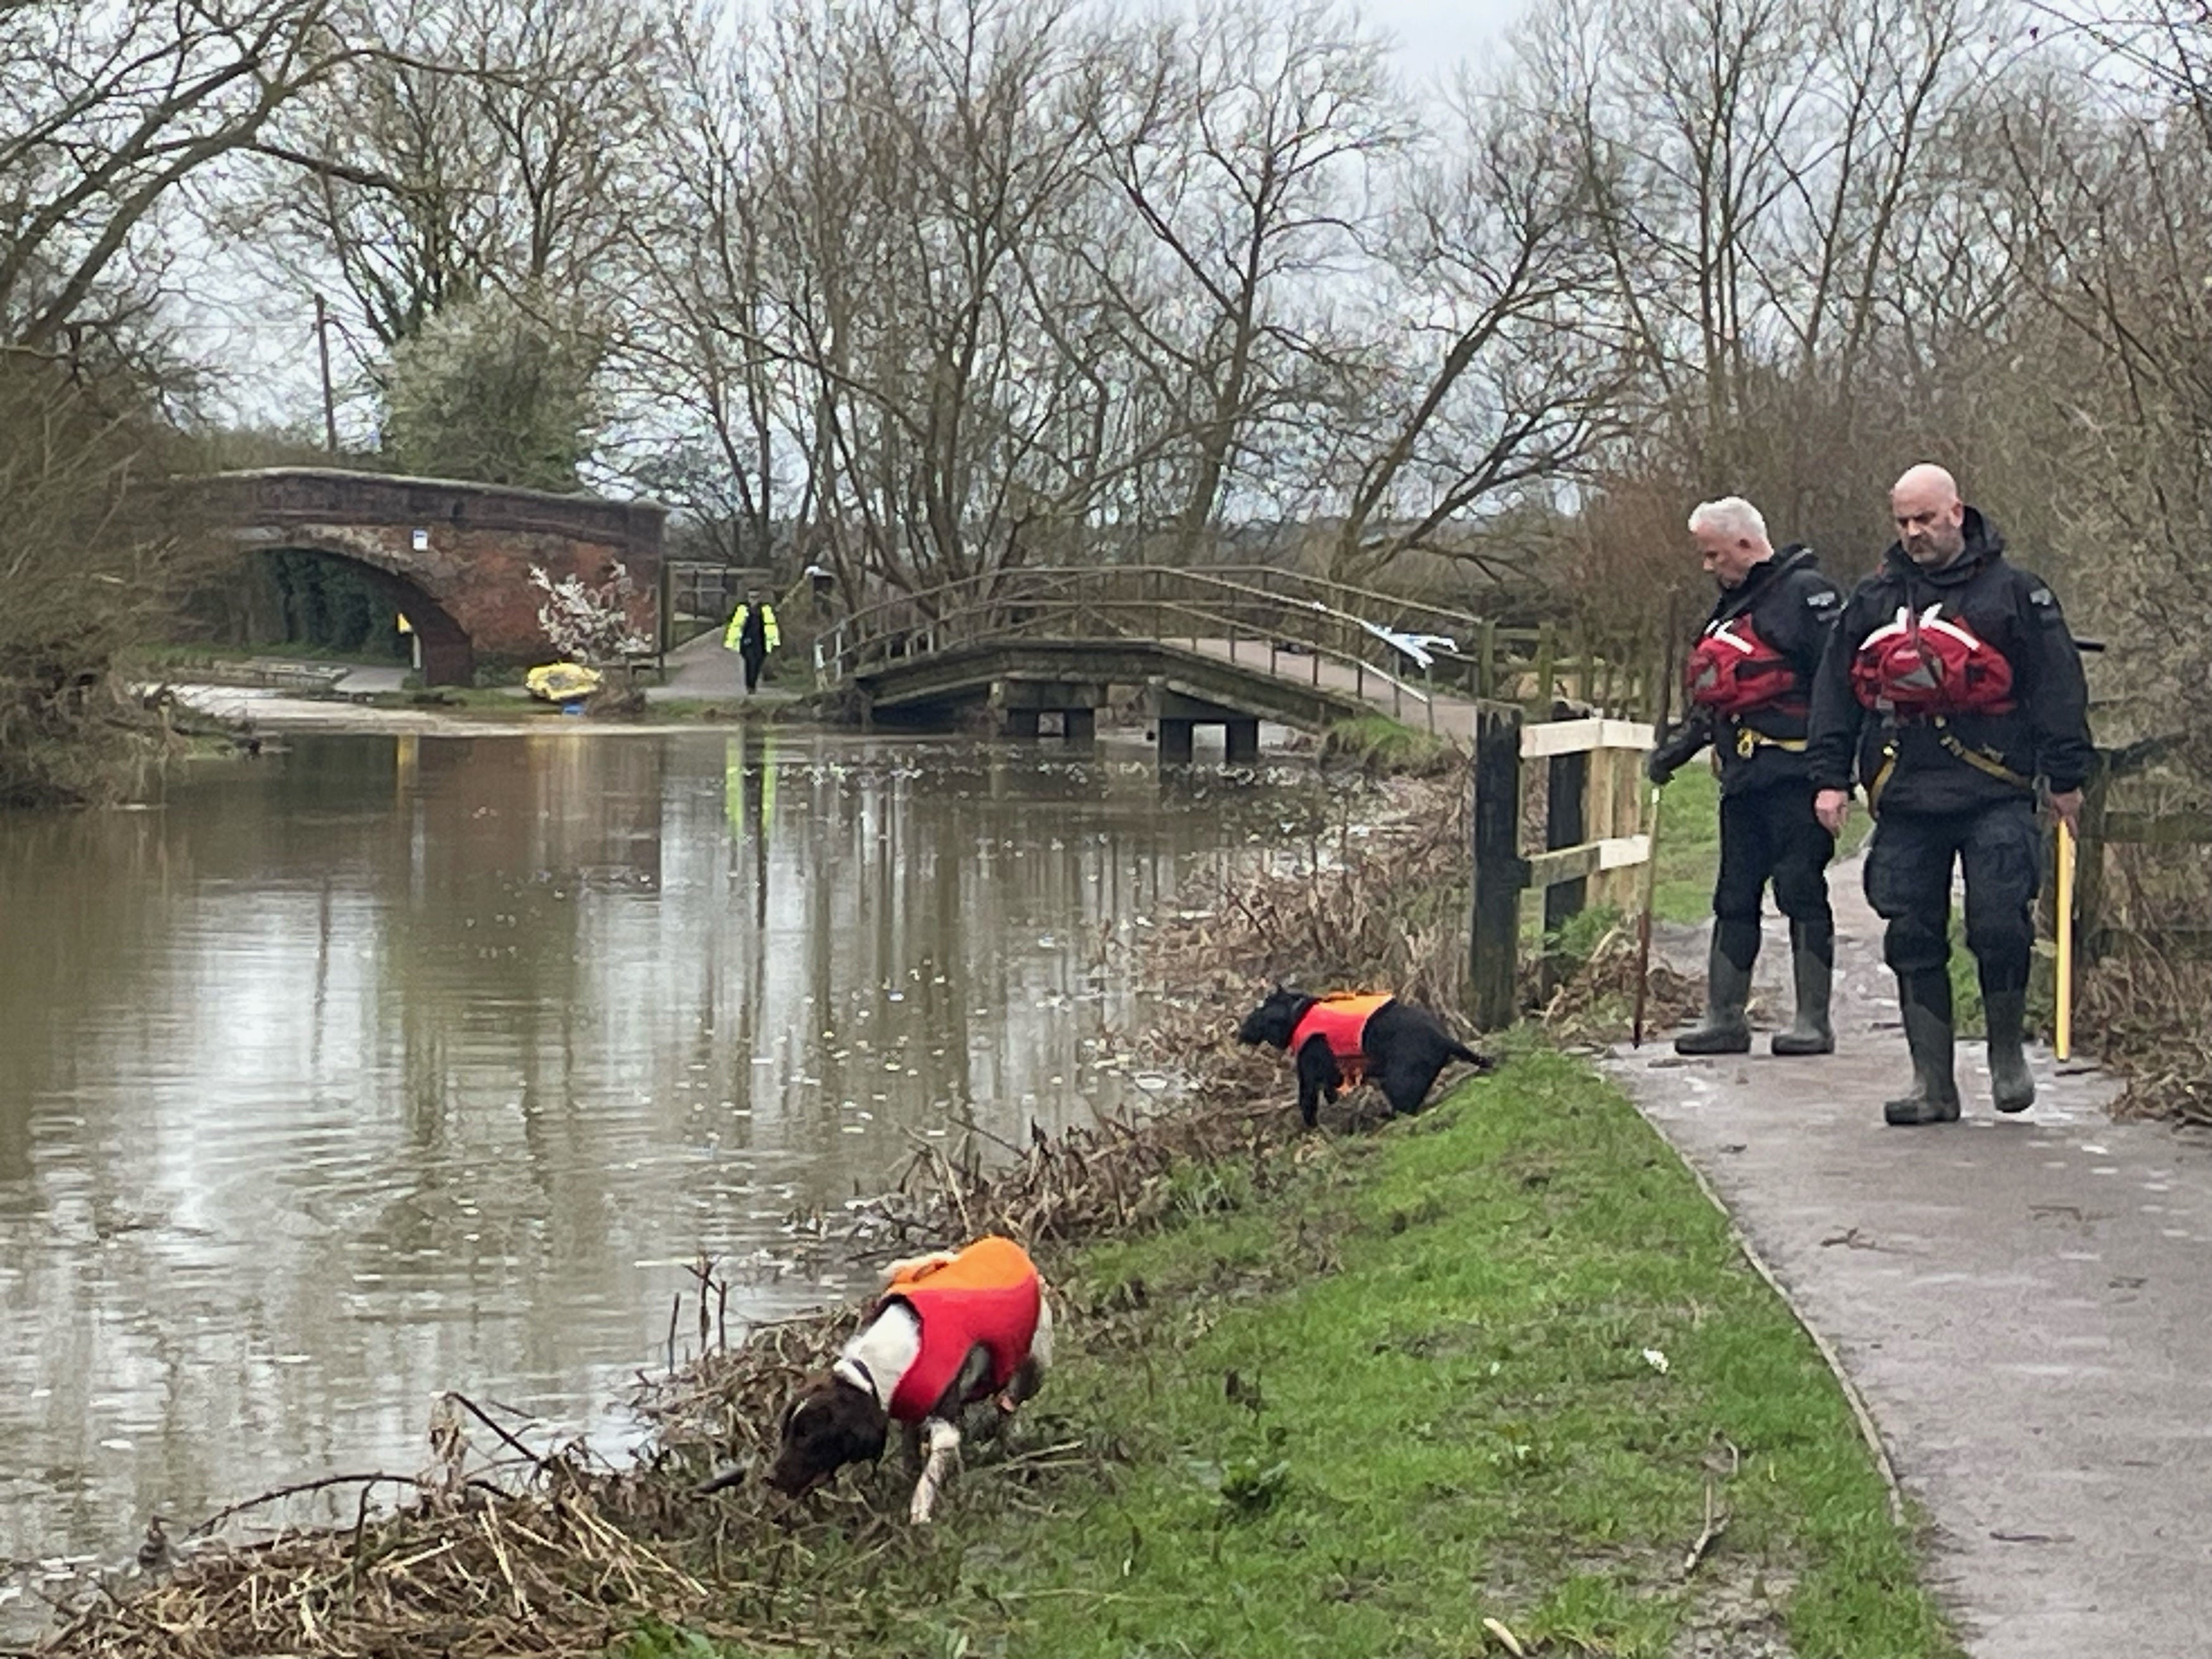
top-left (1287, 994), bottom-right (1393, 1087)
top-left (880, 1237), bottom-right (1042, 1423)
top-left (1683, 617), bottom-right (1803, 717)
top-left (1850, 603), bottom-right (2014, 718)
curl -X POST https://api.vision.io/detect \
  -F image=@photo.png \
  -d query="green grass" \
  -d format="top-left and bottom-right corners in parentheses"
top-left (1323, 714), bottom-right (1459, 776)
top-left (660, 1049), bottom-right (1957, 1658)
top-left (1653, 767), bottom-right (1874, 926)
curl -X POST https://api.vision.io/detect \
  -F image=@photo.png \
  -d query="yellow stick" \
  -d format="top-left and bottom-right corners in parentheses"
top-left (2055, 819), bottom-right (2075, 1062)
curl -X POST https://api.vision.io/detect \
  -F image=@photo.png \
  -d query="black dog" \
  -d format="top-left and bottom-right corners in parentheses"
top-left (1237, 986), bottom-right (1488, 1128)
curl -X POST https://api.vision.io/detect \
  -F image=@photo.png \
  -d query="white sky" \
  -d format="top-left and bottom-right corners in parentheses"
top-left (1366, 0), bottom-right (1529, 88)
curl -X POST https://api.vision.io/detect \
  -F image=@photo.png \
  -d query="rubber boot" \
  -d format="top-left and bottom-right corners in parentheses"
top-left (1674, 920), bottom-right (1757, 1055)
top-left (1984, 989), bottom-right (2036, 1114)
top-left (1884, 969), bottom-right (1960, 1125)
top-left (1770, 920), bottom-right (1835, 1057)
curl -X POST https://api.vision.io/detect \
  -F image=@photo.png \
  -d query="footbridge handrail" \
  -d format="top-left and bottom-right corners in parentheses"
top-left (817, 564), bottom-right (1529, 726)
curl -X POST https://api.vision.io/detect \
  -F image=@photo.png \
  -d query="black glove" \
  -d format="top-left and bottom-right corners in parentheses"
top-left (1646, 714), bottom-right (1711, 786)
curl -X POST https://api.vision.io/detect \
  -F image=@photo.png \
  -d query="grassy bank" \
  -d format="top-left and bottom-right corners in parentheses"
top-left (631, 1048), bottom-right (1952, 1659)
top-left (1320, 714), bottom-right (1461, 777)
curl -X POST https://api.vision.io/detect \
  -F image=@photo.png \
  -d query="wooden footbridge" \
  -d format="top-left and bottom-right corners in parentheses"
top-left (815, 564), bottom-right (1615, 761)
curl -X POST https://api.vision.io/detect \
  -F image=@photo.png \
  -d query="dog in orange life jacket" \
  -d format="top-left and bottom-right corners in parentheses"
top-left (1237, 986), bottom-right (1489, 1128)
top-left (765, 1236), bottom-right (1051, 1523)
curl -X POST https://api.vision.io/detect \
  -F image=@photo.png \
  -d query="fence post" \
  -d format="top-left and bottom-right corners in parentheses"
top-left (1469, 700), bottom-right (1526, 1029)
top-left (1543, 706), bottom-right (1588, 971)
top-left (2075, 753), bottom-right (2112, 961)
top-left (1533, 622), bottom-right (1556, 713)
top-left (1478, 619), bottom-right (1497, 700)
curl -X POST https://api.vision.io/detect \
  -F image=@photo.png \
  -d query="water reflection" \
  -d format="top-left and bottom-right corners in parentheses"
top-left (0, 729), bottom-right (1316, 1603)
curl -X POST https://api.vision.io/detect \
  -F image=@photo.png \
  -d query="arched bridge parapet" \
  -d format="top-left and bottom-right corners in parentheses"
top-left (199, 467), bottom-right (665, 686)
top-left (822, 564), bottom-right (1512, 749)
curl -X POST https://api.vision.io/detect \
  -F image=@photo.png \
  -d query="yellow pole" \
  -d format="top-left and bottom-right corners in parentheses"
top-left (2055, 820), bottom-right (2075, 1061)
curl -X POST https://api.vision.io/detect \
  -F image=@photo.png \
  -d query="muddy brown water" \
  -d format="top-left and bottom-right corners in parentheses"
top-left (0, 728), bottom-right (1322, 1620)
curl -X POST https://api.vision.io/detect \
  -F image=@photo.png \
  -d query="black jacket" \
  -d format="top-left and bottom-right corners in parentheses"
top-left (1805, 509), bottom-right (2093, 816)
top-left (1653, 544), bottom-right (1841, 798)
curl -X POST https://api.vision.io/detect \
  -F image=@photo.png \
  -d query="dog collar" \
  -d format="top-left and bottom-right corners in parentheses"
top-left (832, 1354), bottom-right (884, 1409)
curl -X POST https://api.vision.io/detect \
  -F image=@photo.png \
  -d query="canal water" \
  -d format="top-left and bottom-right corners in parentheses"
top-left (0, 727), bottom-right (1318, 1614)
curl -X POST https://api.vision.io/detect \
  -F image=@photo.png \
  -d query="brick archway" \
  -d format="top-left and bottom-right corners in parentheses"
top-left (204, 468), bottom-right (665, 686)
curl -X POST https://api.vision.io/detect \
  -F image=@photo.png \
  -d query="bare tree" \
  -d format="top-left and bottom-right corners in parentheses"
top-left (1326, 81), bottom-right (1631, 582)
top-left (707, 0), bottom-right (1141, 602)
top-left (233, 0), bottom-right (667, 356)
top-left (1, 0), bottom-right (347, 351)
top-left (1090, 0), bottom-right (1408, 557)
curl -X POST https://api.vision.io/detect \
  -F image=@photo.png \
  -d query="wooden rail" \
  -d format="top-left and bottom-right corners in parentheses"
top-left (817, 564), bottom-right (1475, 731)
top-left (2072, 741), bottom-right (2209, 961)
top-left (808, 564), bottom-right (1664, 722)
top-left (1468, 700), bottom-right (1655, 1028)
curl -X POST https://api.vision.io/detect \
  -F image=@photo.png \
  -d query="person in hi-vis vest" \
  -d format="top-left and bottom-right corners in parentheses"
top-left (724, 590), bottom-right (781, 693)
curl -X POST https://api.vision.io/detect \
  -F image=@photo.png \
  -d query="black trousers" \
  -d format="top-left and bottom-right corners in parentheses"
top-left (1863, 798), bottom-right (2041, 996)
top-left (1709, 785), bottom-right (1835, 971)
top-left (741, 647), bottom-right (766, 691)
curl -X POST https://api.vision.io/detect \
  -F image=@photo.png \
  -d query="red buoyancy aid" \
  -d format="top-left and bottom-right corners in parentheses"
top-left (882, 1237), bottom-right (1042, 1423)
top-left (1287, 994), bottom-right (1394, 1086)
top-left (1850, 604), bottom-right (2015, 717)
top-left (1683, 617), bottom-right (1804, 717)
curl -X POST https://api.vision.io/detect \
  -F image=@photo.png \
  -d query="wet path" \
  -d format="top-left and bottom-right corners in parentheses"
top-left (1610, 854), bottom-right (2212, 1658)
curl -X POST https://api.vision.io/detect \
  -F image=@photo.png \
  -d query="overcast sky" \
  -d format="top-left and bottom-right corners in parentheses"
top-left (200, 0), bottom-right (1540, 433)
top-left (1368, 0), bottom-right (1529, 88)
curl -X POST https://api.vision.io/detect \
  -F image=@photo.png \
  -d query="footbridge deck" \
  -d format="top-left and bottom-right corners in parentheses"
top-left (821, 566), bottom-right (1515, 757)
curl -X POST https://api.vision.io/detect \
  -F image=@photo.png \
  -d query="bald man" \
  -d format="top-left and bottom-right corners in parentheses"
top-left (1804, 466), bottom-right (2093, 1124)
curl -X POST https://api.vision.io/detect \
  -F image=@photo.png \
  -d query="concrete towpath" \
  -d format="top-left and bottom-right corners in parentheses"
top-left (1607, 853), bottom-right (2212, 1659)
top-left (648, 628), bottom-right (802, 707)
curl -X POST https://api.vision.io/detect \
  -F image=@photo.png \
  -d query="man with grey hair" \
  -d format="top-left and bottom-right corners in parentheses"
top-left (1649, 495), bottom-right (1843, 1055)
top-left (1806, 465), bottom-right (2092, 1124)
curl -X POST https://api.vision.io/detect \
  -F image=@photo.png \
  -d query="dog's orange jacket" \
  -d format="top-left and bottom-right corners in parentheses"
top-left (880, 1237), bottom-right (1042, 1423)
top-left (1287, 994), bottom-right (1393, 1087)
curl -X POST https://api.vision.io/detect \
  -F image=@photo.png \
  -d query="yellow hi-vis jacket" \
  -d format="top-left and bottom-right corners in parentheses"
top-left (723, 602), bottom-right (781, 654)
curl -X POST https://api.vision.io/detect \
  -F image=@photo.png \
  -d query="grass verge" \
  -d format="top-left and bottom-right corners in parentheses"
top-left (1652, 768), bottom-right (1873, 927)
top-left (1321, 714), bottom-right (1461, 777)
top-left (645, 1048), bottom-right (1955, 1659)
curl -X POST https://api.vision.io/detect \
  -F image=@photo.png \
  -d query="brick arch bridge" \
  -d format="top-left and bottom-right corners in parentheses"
top-left (202, 468), bottom-right (665, 686)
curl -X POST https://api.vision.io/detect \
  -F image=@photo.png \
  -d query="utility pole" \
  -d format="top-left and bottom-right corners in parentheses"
top-left (314, 293), bottom-right (339, 454)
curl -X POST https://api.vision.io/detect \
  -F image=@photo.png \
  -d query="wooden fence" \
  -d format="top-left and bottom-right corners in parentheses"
top-left (2072, 740), bottom-right (2209, 962)
top-left (1468, 701), bottom-right (1655, 1028)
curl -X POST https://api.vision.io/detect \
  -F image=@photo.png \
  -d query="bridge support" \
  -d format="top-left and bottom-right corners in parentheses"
top-left (996, 679), bottom-right (1103, 746)
top-left (1150, 688), bottom-right (1266, 768)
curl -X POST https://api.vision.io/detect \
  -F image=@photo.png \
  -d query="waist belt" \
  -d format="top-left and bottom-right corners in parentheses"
top-left (1933, 720), bottom-right (2032, 790)
top-left (1734, 726), bottom-right (1808, 759)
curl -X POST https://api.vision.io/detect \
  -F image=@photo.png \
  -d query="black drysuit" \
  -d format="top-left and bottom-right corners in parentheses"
top-left (1804, 510), bottom-right (2093, 995)
top-left (1651, 545), bottom-right (1843, 973)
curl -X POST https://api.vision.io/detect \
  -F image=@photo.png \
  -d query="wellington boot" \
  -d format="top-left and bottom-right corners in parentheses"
top-left (1770, 921), bottom-right (1835, 1057)
top-left (1984, 989), bottom-right (2036, 1114)
top-left (1883, 971), bottom-right (1960, 1126)
top-left (1674, 924), bottom-right (1755, 1056)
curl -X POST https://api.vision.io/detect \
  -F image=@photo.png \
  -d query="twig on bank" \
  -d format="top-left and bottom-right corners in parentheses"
top-left (184, 1473), bottom-right (420, 1540)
